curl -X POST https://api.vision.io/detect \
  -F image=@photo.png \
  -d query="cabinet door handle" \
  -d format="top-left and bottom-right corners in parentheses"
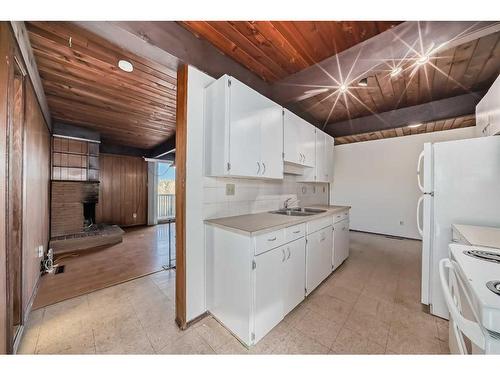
top-left (256, 161), bottom-right (261, 175)
top-left (282, 248), bottom-right (286, 262)
top-left (267, 236), bottom-right (277, 241)
top-left (287, 248), bottom-right (291, 260)
top-left (293, 230), bottom-right (300, 234)
top-left (303, 154), bottom-right (306, 163)
top-left (262, 162), bottom-right (266, 175)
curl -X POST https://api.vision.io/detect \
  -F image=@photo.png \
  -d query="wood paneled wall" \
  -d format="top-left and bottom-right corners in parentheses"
top-left (22, 80), bottom-right (50, 314)
top-left (0, 21), bottom-right (11, 355)
top-left (95, 153), bottom-right (148, 226)
top-left (0, 22), bottom-right (50, 353)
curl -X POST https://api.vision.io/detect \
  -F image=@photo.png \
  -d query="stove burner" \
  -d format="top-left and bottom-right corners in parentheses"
top-left (463, 250), bottom-right (500, 264)
top-left (486, 281), bottom-right (500, 296)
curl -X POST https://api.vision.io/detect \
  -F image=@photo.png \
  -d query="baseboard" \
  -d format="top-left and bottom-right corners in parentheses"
top-left (349, 229), bottom-right (422, 241)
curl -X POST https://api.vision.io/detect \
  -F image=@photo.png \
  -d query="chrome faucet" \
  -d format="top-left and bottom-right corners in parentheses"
top-left (284, 197), bottom-right (299, 209)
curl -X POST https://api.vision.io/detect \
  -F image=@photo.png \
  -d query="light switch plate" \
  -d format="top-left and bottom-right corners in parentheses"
top-left (37, 245), bottom-right (44, 258)
top-left (225, 183), bottom-right (235, 196)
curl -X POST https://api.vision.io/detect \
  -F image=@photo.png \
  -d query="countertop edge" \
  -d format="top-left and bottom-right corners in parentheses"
top-left (204, 205), bottom-right (351, 236)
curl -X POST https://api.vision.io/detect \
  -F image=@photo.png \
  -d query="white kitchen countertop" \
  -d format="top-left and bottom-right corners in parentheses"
top-left (204, 205), bottom-right (350, 236)
top-left (453, 224), bottom-right (500, 249)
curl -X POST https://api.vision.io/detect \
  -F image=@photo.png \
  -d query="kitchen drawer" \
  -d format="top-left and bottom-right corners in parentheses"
top-left (285, 223), bottom-right (306, 242)
top-left (254, 229), bottom-right (286, 255)
top-left (307, 216), bottom-right (332, 234)
top-left (333, 210), bottom-right (349, 224)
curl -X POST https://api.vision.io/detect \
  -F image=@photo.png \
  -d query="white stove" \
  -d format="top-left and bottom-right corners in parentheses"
top-left (444, 243), bottom-right (500, 354)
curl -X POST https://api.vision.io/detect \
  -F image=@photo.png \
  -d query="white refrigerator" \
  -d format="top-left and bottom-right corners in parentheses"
top-left (417, 136), bottom-right (500, 319)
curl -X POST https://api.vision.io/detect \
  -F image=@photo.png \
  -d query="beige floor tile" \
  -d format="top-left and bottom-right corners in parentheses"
top-left (436, 318), bottom-right (449, 343)
top-left (273, 327), bottom-right (329, 354)
top-left (93, 313), bottom-right (154, 354)
top-left (330, 327), bottom-right (386, 354)
top-left (157, 330), bottom-right (215, 354)
top-left (293, 309), bottom-right (342, 348)
top-left (317, 279), bottom-right (362, 305)
top-left (215, 336), bottom-right (249, 354)
top-left (344, 309), bottom-right (390, 347)
top-left (386, 328), bottom-right (442, 354)
top-left (305, 293), bottom-right (354, 324)
top-left (283, 303), bottom-right (310, 327)
top-left (352, 293), bottom-right (395, 324)
top-left (250, 320), bottom-right (291, 354)
top-left (16, 308), bottom-right (45, 354)
top-left (142, 316), bottom-right (186, 353)
top-left (193, 317), bottom-right (234, 351)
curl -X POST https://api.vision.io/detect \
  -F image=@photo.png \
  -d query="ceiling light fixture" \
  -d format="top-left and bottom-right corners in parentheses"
top-left (118, 59), bottom-right (134, 72)
top-left (358, 78), bottom-right (368, 87)
top-left (339, 84), bottom-right (348, 93)
top-left (408, 123), bottom-right (423, 128)
top-left (416, 54), bottom-right (430, 65)
top-left (390, 66), bottom-right (402, 77)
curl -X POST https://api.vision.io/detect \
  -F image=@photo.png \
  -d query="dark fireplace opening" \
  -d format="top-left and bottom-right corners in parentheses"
top-left (83, 201), bottom-right (96, 229)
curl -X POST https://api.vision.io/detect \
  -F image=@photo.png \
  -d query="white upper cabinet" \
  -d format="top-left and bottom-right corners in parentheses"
top-left (476, 74), bottom-right (500, 137)
top-left (204, 75), bottom-right (283, 179)
top-left (283, 109), bottom-right (315, 167)
top-left (299, 128), bottom-right (334, 183)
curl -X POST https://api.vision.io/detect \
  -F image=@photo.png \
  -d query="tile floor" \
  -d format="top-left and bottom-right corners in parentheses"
top-left (17, 231), bottom-right (449, 354)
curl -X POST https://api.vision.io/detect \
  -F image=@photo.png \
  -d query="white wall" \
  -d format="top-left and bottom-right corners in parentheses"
top-left (332, 127), bottom-right (477, 239)
top-left (186, 66), bottom-right (214, 321)
top-left (185, 66), bottom-right (329, 321)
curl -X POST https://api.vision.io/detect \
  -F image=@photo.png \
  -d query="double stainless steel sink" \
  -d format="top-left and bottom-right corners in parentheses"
top-left (269, 207), bottom-right (327, 217)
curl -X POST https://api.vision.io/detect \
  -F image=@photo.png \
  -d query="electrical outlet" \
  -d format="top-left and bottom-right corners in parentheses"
top-left (133, 213), bottom-right (137, 219)
top-left (37, 245), bottom-right (44, 258)
top-left (225, 183), bottom-right (235, 196)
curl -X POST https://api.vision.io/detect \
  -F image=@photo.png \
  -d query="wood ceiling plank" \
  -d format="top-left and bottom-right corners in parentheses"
top-left (463, 33), bottom-right (499, 89)
top-left (446, 39), bottom-right (478, 95)
top-left (28, 22), bottom-right (177, 83)
top-left (182, 21), bottom-right (279, 82)
top-left (251, 21), bottom-right (310, 69)
top-left (207, 21), bottom-right (290, 79)
top-left (474, 35), bottom-right (500, 86)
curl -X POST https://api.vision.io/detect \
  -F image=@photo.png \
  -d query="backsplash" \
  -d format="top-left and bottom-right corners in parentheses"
top-left (203, 175), bottom-right (329, 219)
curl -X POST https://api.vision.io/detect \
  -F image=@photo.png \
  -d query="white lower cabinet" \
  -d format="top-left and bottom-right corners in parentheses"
top-left (283, 237), bottom-right (306, 315)
top-left (255, 237), bottom-right (306, 342)
top-left (333, 219), bottom-right (350, 270)
top-left (254, 246), bottom-right (286, 343)
top-left (306, 225), bottom-right (333, 295)
top-left (205, 211), bottom-right (350, 346)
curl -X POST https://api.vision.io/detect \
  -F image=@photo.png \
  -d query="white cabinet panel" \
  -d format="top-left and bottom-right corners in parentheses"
top-left (205, 75), bottom-right (283, 179)
top-left (283, 109), bottom-right (315, 167)
top-left (260, 104), bottom-right (284, 178)
top-left (476, 74), bottom-right (500, 137)
top-left (333, 219), bottom-right (349, 270)
top-left (230, 77), bottom-right (265, 178)
top-left (283, 238), bottom-right (306, 315)
top-left (254, 246), bottom-right (285, 343)
top-left (306, 226), bottom-right (333, 294)
top-left (325, 135), bottom-right (335, 182)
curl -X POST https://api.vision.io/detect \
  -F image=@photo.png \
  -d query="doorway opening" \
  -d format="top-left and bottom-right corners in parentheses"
top-left (156, 161), bottom-right (176, 270)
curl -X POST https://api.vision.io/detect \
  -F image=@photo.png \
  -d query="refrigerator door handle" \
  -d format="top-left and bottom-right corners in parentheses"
top-left (417, 150), bottom-right (425, 193)
top-left (416, 195), bottom-right (424, 236)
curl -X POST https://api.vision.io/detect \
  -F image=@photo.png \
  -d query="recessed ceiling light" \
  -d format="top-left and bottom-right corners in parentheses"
top-left (390, 66), bottom-right (402, 77)
top-left (118, 59), bottom-right (134, 72)
top-left (408, 123), bottom-right (423, 128)
top-left (416, 55), bottom-right (429, 65)
top-left (339, 84), bottom-right (348, 93)
top-left (358, 78), bottom-right (368, 87)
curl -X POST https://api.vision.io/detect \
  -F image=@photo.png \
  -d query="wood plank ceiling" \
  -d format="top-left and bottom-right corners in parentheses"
top-left (299, 32), bottom-right (500, 125)
top-left (180, 21), bottom-right (499, 141)
top-left (179, 21), bottom-right (401, 82)
top-left (26, 21), bottom-right (177, 149)
top-left (335, 114), bottom-right (476, 144)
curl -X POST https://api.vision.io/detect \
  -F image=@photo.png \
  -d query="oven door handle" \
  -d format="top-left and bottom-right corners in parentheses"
top-left (439, 258), bottom-right (485, 352)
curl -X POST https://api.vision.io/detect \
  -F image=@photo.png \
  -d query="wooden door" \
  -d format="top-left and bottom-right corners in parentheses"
top-left (254, 246), bottom-right (285, 343)
top-left (228, 77), bottom-right (262, 178)
top-left (7, 63), bottom-right (25, 343)
top-left (283, 237), bottom-right (306, 316)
